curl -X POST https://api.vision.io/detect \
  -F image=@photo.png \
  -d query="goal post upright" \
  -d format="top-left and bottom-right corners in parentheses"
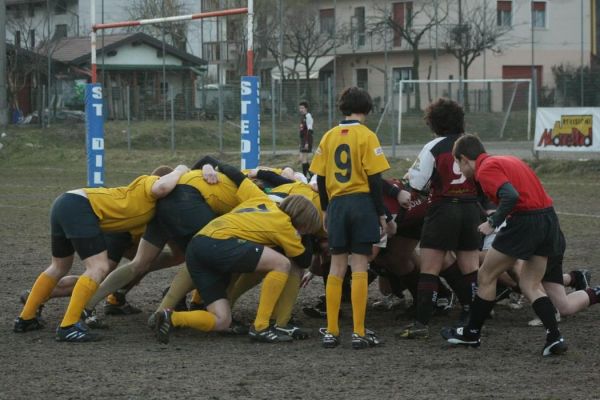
top-left (85, 3), bottom-right (253, 187)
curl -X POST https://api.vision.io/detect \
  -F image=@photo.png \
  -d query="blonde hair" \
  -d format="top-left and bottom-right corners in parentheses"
top-left (279, 195), bottom-right (321, 234)
top-left (150, 165), bottom-right (174, 177)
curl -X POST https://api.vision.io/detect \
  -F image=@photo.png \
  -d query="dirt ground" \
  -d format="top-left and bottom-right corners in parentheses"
top-left (1, 158), bottom-right (600, 400)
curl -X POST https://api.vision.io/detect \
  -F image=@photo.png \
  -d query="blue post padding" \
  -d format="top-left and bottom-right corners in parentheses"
top-left (84, 83), bottom-right (105, 187)
top-left (240, 76), bottom-right (260, 170)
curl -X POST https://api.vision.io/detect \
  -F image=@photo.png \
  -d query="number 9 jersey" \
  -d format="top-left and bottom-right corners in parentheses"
top-left (309, 120), bottom-right (390, 200)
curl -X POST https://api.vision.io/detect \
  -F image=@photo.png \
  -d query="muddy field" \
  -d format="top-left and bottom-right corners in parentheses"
top-left (1, 152), bottom-right (599, 400)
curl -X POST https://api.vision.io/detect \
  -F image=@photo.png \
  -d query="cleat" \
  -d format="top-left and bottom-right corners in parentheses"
top-left (319, 327), bottom-right (340, 348)
top-left (441, 326), bottom-right (480, 348)
top-left (528, 311), bottom-right (561, 327)
top-left (352, 329), bottom-right (383, 349)
top-left (13, 317), bottom-right (45, 333)
top-left (224, 319), bottom-right (249, 335)
top-left (154, 309), bottom-right (173, 344)
top-left (274, 323), bottom-right (310, 340)
top-left (571, 269), bottom-right (592, 291)
top-left (248, 325), bottom-right (293, 343)
top-left (495, 285), bottom-right (513, 303)
top-left (147, 312), bottom-right (157, 330)
top-left (19, 290), bottom-right (44, 318)
top-left (542, 336), bottom-right (568, 356)
top-left (395, 321), bottom-right (429, 339)
top-left (56, 321), bottom-right (101, 342)
top-left (434, 293), bottom-right (455, 316)
top-left (302, 298), bottom-right (327, 319)
top-left (373, 294), bottom-right (404, 311)
top-left (104, 291), bottom-right (141, 315)
top-left (82, 309), bottom-right (109, 330)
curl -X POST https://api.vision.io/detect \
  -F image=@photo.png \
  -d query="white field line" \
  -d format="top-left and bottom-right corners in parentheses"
top-left (556, 211), bottom-right (600, 219)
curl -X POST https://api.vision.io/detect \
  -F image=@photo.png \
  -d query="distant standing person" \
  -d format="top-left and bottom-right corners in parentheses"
top-left (299, 101), bottom-right (314, 178)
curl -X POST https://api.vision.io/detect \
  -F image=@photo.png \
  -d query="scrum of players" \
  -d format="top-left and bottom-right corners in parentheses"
top-left (13, 88), bottom-right (599, 357)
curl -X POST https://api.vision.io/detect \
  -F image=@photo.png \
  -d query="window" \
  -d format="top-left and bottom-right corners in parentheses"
top-left (356, 68), bottom-right (368, 91)
top-left (226, 69), bottom-right (240, 83)
top-left (320, 8), bottom-right (335, 35)
top-left (54, 24), bottom-right (68, 39)
top-left (392, 2), bottom-right (412, 46)
top-left (15, 31), bottom-right (21, 47)
top-left (54, 0), bottom-right (67, 15)
top-left (393, 67), bottom-right (413, 93)
top-left (28, 3), bottom-right (35, 17)
top-left (29, 29), bottom-right (36, 48)
top-left (532, 1), bottom-right (546, 28)
top-left (497, 1), bottom-right (512, 27)
top-left (353, 7), bottom-right (365, 47)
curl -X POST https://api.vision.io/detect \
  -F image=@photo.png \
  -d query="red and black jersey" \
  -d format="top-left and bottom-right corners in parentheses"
top-left (299, 112), bottom-right (314, 141)
top-left (408, 134), bottom-right (477, 203)
top-left (475, 153), bottom-right (553, 212)
top-left (383, 179), bottom-right (430, 229)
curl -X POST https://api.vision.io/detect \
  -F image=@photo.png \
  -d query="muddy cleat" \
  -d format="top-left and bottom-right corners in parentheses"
top-left (224, 319), bottom-right (249, 335)
top-left (248, 325), bottom-right (293, 343)
top-left (56, 321), bottom-right (101, 342)
top-left (528, 311), bottom-right (561, 327)
top-left (274, 323), bottom-right (310, 340)
top-left (434, 293), bottom-right (455, 316)
top-left (352, 329), bottom-right (383, 350)
top-left (319, 327), bottom-right (340, 349)
top-left (19, 290), bottom-right (44, 318)
top-left (441, 326), bottom-right (481, 348)
top-left (571, 269), bottom-right (592, 291)
top-left (104, 292), bottom-right (142, 315)
top-left (14, 317), bottom-right (45, 333)
top-left (302, 298), bottom-right (327, 319)
top-left (396, 321), bottom-right (429, 339)
top-left (373, 294), bottom-right (404, 311)
top-left (82, 308), bottom-right (109, 330)
top-left (154, 309), bottom-right (173, 344)
top-left (542, 336), bottom-right (567, 356)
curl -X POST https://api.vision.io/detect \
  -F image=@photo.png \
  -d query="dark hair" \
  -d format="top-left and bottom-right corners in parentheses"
top-left (299, 101), bottom-right (309, 109)
top-left (452, 134), bottom-right (487, 161)
top-left (338, 86), bottom-right (373, 116)
top-left (150, 165), bottom-right (173, 176)
top-left (424, 98), bottom-right (465, 136)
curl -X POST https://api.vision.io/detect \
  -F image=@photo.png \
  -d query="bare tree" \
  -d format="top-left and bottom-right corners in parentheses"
top-left (127, 0), bottom-right (189, 50)
top-left (370, 0), bottom-right (449, 111)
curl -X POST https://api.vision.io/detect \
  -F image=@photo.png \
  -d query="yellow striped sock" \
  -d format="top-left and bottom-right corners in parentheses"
top-left (171, 310), bottom-right (216, 332)
top-left (326, 275), bottom-right (343, 336)
top-left (20, 272), bottom-right (57, 320)
top-left (60, 275), bottom-right (98, 327)
top-left (351, 271), bottom-right (368, 337)
top-left (253, 271), bottom-right (288, 331)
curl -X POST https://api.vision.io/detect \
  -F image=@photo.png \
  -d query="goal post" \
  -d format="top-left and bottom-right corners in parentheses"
top-left (85, 1), bottom-right (254, 187)
top-left (396, 78), bottom-right (533, 149)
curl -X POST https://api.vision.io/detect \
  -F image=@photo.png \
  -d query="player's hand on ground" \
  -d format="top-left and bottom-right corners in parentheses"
top-left (202, 164), bottom-right (219, 184)
top-left (478, 220), bottom-right (494, 236)
top-left (301, 271), bottom-right (314, 288)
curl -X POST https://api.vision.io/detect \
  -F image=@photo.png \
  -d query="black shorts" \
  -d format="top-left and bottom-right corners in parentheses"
top-left (104, 231), bottom-right (135, 263)
top-left (299, 134), bottom-right (313, 153)
top-left (50, 193), bottom-right (106, 259)
top-left (420, 200), bottom-right (480, 251)
top-left (155, 185), bottom-right (216, 251)
top-left (327, 193), bottom-right (379, 255)
top-left (492, 208), bottom-right (565, 260)
top-left (396, 220), bottom-right (423, 240)
top-left (542, 253), bottom-right (565, 284)
top-left (186, 236), bottom-right (264, 305)
top-left (142, 217), bottom-right (170, 249)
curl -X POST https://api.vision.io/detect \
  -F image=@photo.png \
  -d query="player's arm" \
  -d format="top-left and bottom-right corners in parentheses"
top-left (382, 178), bottom-right (411, 208)
top-left (289, 235), bottom-right (314, 269)
top-left (254, 169), bottom-right (295, 187)
top-left (192, 155), bottom-right (247, 188)
top-left (151, 165), bottom-right (189, 199)
top-left (407, 146), bottom-right (435, 194)
top-left (367, 173), bottom-right (387, 231)
top-left (487, 182), bottom-right (519, 228)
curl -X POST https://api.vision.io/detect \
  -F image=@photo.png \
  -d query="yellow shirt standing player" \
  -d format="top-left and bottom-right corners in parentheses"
top-left (310, 86), bottom-right (390, 349)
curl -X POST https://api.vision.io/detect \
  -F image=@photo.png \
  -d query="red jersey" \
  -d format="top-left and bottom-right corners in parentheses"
top-left (475, 154), bottom-right (553, 212)
top-left (408, 135), bottom-right (477, 203)
top-left (383, 179), bottom-right (429, 228)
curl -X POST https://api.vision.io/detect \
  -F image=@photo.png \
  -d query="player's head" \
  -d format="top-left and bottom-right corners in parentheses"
top-left (339, 87), bottom-right (373, 117)
top-left (452, 133), bottom-right (486, 178)
top-left (424, 98), bottom-right (465, 136)
top-left (279, 194), bottom-right (321, 234)
top-left (150, 165), bottom-right (174, 176)
top-left (299, 101), bottom-right (309, 114)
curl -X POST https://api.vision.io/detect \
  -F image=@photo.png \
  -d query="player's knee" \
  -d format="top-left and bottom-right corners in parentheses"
top-left (213, 313), bottom-right (232, 331)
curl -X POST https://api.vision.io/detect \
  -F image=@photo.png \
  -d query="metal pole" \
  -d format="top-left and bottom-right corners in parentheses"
top-left (434, 0), bottom-right (439, 96)
top-left (527, 79), bottom-right (532, 141)
top-left (531, 0), bottom-right (536, 110)
top-left (333, 0), bottom-right (337, 105)
top-left (271, 76), bottom-right (276, 155)
top-left (278, 0), bottom-right (283, 122)
top-left (218, 82), bottom-right (223, 152)
top-left (246, 0), bottom-right (254, 75)
top-left (162, 0), bottom-right (167, 121)
top-left (126, 86), bottom-right (131, 151)
top-left (580, 0), bottom-right (585, 106)
top-left (46, 0), bottom-right (51, 126)
top-left (101, 0), bottom-right (105, 84)
top-left (0, 0), bottom-right (7, 127)
top-left (397, 81), bottom-right (404, 148)
top-left (327, 76), bottom-right (333, 128)
top-left (170, 86), bottom-right (175, 152)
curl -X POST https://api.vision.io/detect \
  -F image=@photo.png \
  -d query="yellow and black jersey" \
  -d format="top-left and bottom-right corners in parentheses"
top-left (178, 171), bottom-right (241, 215)
top-left (236, 178), bottom-right (269, 203)
top-left (84, 175), bottom-right (159, 233)
top-left (198, 197), bottom-right (305, 258)
top-left (268, 182), bottom-right (326, 238)
top-left (129, 224), bottom-right (146, 244)
top-left (310, 121), bottom-right (390, 200)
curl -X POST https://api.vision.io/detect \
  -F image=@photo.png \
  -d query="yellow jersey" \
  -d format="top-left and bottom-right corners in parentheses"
top-left (198, 196), bottom-right (305, 258)
top-left (267, 182), bottom-right (326, 238)
top-left (178, 171), bottom-right (241, 215)
top-left (84, 175), bottom-right (159, 233)
top-left (310, 121), bottom-right (390, 200)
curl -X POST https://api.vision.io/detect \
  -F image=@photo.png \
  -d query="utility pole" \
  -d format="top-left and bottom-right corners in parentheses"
top-left (0, 0), bottom-right (8, 127)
